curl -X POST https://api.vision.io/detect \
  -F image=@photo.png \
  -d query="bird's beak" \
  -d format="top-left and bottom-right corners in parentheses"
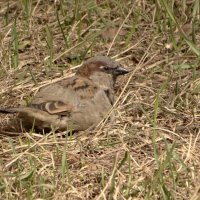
top-left (114, 65), bottom-right (129, 76)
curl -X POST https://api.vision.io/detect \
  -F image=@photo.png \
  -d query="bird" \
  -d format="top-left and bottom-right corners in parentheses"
top-left (0, 56), bottom-right (129, 132)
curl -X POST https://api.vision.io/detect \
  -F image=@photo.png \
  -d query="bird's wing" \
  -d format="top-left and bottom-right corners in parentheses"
top-left (30, 76), bottom-right (99, 115)
top-left (30, 101), bottom-right (73, 116)
top-left (59, 76), bottom-right (98, 99)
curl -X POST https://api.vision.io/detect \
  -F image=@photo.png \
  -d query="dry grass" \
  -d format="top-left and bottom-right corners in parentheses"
top-left (0, 0), bottom-right (200, 199)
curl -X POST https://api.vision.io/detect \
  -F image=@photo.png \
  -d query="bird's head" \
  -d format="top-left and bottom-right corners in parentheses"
top-left (76, 56), bottom-right (129, 79)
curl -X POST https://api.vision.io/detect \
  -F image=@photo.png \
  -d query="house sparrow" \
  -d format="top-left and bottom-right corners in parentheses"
top-left (0, 56), bottom-right (129, 131)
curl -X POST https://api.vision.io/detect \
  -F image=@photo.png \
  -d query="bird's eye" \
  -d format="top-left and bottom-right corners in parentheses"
top-left (100, 66), bottom-right (109, 71)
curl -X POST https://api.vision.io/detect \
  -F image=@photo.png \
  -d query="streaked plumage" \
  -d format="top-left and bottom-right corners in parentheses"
top-left (0, 56), bottom-right (129, 131)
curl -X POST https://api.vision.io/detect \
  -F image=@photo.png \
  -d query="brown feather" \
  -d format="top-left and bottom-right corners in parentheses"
top-left (0, 56), bottom-right (129, 131)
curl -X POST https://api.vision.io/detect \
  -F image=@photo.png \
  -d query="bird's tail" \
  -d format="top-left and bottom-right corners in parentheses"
top-left (0, 108), bottom-right (18, 114)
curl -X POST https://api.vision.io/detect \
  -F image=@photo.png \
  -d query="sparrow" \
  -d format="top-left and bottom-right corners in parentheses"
top-left (0, 56), bottom-right (129, 132)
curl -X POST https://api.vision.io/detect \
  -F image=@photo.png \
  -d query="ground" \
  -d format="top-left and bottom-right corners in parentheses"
top-left (0, 0), bottom-right (200, 199)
